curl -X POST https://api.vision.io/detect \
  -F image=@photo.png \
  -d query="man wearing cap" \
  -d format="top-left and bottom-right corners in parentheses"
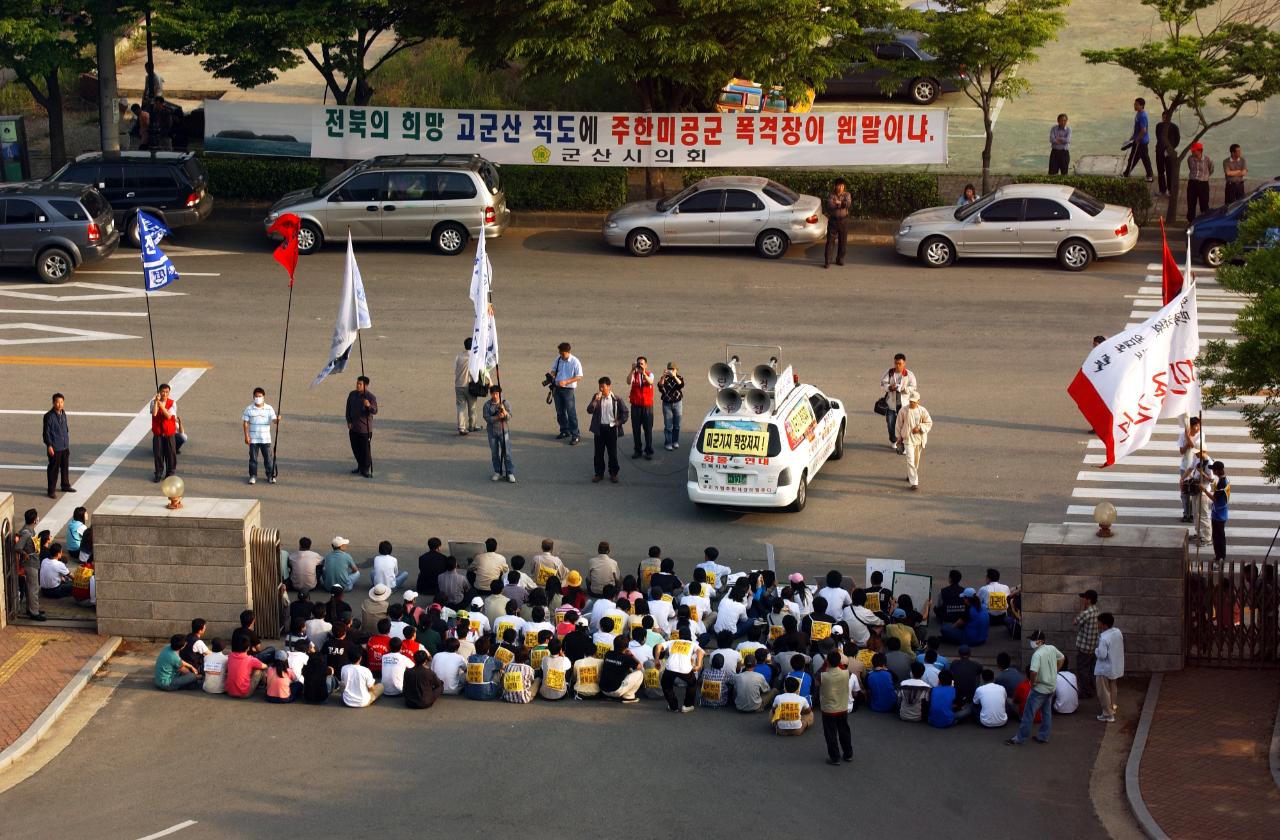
top-left (1185, 142), bottom-right (1214, 223)
top-left (322, 537), bottom-right (359, 592)
top-left (894, 390), bottom-right (932, 491)
top-left (1072, 590), bottom-right (1100, 699)
top-left (1007, 630), bottom-right (1064, 745)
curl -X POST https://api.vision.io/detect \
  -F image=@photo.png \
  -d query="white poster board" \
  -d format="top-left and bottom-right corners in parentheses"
top-left (448, 541), bottom-right (486, 566)
top-left (866, 558), bottom-right (905, 589)
top-left (892, 572), bottom-right (932, 613)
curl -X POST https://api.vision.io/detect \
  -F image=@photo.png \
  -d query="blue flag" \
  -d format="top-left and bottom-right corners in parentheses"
top-left (138, 210), bottom-right (179, 291)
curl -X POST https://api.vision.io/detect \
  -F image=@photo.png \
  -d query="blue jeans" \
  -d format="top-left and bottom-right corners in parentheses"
top-left (553, 387), bottom-right (579, 437)
top-left (248, 442), bottom-right (274, 478)
top-left (341, 571), bottom-right (359, 592)
top-left (386, 571), bottom-right (409, 590)
top-left (940, 623), bottom-right (966, 645)
top-left (489, 432), bottom-right (514, 475)
top-left (885, 407), bottom-right (899, 444)
top-left (156, 673), bottom-right (200, 691)
top-left (1013, 689), bottom-right (1054, 743)
top-left (663, 401), bottom-right (682, 446)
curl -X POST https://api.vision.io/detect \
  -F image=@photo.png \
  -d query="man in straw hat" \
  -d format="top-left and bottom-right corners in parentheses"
top-left (894, 390), bottom-right (933, 491)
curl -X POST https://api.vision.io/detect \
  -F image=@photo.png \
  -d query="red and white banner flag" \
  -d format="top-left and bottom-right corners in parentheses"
top-left (1068, 284), bottom-right (1201, 466)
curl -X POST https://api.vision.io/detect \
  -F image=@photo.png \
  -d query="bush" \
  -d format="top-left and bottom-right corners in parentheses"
top-left (197, 154), bottom-right (325, 201)
top-left (1016, 175), bottom-right (1154, 225)
top-left (681, 169), bottom-right (942, 219)
top-left (501, 165), bottom-right (628, 212)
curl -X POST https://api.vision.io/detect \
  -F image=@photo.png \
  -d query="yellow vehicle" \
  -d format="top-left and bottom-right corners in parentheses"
top-left (714, 79), bottom-right (814, 114)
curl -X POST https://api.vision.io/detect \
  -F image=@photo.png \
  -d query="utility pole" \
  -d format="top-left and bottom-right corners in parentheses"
top-left (95, 0), bottom-right (120, 154)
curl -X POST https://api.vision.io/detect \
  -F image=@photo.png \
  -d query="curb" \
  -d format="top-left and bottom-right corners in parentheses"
top-left (1125, 673), bottom-right (1170, 840)
top-left (0, 635), bottom-right (121, 774)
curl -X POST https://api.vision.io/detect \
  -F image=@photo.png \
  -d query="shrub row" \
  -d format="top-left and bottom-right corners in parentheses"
top-left (1016, 174), bottom-right (1154, 226)
top-left (500, 165), bottom-right (628, 212)
top-left (197, 154), bottom-right (325, 202)
top-left (681, 169), bottom-right (943, 219)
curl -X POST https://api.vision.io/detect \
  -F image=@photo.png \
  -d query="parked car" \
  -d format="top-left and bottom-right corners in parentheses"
top-left (894, 184), bottom-right (1139, 271)
top-left (715, 78), bottom-right (814, 113)
top-left (603, 176), bottom-right (824, 259)
top-left (0, 182), bottom-right (119, 283)
top-left (1189, 178), bottom-right (1280, 266)
top-left (47, 151), bottom-right (211, 248)
top-left (822, 30), bottom-right (962, 106)
top-left (264, 154), bottom-right (511, 256)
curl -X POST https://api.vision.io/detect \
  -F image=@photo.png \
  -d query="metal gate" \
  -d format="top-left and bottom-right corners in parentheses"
top-left (1, 514), bottom-right (16, 622)
top-left (1186, 556), bottom-right (1280, 666)
top-left (248, 526), bottom-right (285, 638)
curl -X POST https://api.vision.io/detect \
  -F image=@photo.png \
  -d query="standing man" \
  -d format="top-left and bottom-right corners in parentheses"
top-left (659, 362), bottom-right (685, 451)
top-left (1006, 630), bottom-right (1064, 746)
top-left (1185, 142), bottom-right (1214, 223)
top-left (628, 356), bottom-right (655, 461)
top-left (1154, 110), bottom-right (1181, 196)
top-left (151, 383), bottom-right (178, 482)
top-left (880, 353), bottom-right (916, 449)
top-left (823, 178), bottom-right (852, 269)
top-left (1048, 113), bottom-right (1071, 175)
top-left (42, 392), bottom-right (73, 499)
top-left (345, 375), bottom-right (377, 478)
top-left (1094, 613), bottom-right (1124, 722)
top-left (818, 651), bottom-right (854, 765)
top-left (483, 385), bottom-right (515, 483)
top-left (1208, 461), bottom-right (1230, 565)
top-left (1178, 417), bottom-right (1204, 523)
top-left (242, 387), bottom-right (277, 485)
top-left (894, 390), bottom-right (933, 492)
top-left (1122, 97), bottom-right (1153, 182)
top-left (1223, 144), bottom-right (1248, 204)
top-left (549, 342), bottom-right (583, 445)
top-left (587, 376), bottom-right (630, 484)
top-left (454, 337), bottom-right (487, 435)
top-left (1072, 589), bottom-right (1100, 700)
top-left (16, 508), bottom-right (45, 621)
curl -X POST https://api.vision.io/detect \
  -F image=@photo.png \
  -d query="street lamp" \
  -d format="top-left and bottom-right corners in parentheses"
top-left (160, 474), bottom-right (185, 510)
top-left (1094, 501), bottom-right (1117, 538)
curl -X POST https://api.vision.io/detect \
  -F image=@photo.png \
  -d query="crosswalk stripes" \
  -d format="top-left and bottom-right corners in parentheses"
top-left (1064, 266), bottom-right (1280, 559)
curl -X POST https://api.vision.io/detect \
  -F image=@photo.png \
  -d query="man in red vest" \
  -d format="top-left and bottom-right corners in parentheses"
top-left (151, 383), bottom-right (178, 481)
top-left (628, 356), bottom-right (655, 460)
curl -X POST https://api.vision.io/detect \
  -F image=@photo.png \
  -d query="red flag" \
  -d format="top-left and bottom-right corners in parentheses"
top-left (268, 213), bottom-right (301, 286)
top-left (1159, 217), bottom-right (1183, 304)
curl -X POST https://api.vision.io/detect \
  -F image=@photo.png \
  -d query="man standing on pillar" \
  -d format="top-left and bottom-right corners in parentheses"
top-left (346, 375), bottom-right (378, 478)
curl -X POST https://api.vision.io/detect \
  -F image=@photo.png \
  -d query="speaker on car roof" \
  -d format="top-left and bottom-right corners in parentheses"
top-left (716, 388), bottom-right (744, 414)
top-left (751, 364), bottom-right (778, 392)
top-left (745, 388), bottom-right (770, 415)
top-left (709, 362), bottom-right (736, 389)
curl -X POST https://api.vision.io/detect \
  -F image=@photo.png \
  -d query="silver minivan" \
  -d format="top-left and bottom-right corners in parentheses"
top-left (264, 154), bottom-right (511, 256)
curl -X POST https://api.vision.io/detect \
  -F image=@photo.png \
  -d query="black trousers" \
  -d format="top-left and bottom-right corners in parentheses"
top-left (1156, 146), bottom-right (1173, 194)
top-left (1048, 148), bottom-right (1070, 175)
top-left (1225, 181), bottom-right (1245, 204)
top-left (824, 218), bottom-right (847, 265)
top-left (47, 448), bottom-right (70, 493)
top-left (1212, 518), bottom-right (1226, 561)
top-left (152, 434), bottom-right (176, 479)
top-left (1186, 181), bottom-right (1210, 223)
top-left (631, 405), bottom-right (653, 455)
top-left (822, 711), bottom-right (852, 761)
top-left (661, 668), bottom-right (697, 710)
top-left (349, 431), bottom-right (372, 474)
top-left (594, 426), bottom-right (619, 478)
top-left (1124, 143), bottom-right (1152, 178)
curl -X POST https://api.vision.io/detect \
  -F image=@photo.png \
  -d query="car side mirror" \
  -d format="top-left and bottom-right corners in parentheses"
top-left (97, 182), bottom-right (106, 189)
top-left (671, 205), bottom-right (680, 215)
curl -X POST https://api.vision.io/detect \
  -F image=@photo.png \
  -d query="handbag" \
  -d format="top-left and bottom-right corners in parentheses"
top-left (467, 381), bottom-right (488, 398)
top-left (873, 396), bottom-right (889, 416)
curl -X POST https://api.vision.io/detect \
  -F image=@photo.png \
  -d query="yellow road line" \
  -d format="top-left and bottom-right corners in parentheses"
top-left (0, 356), bottom-right (210, 369)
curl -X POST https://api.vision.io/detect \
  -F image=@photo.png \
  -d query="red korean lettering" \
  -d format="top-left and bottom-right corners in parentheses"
top-left (884, 113), bottom-right (904, 143)
top-left (907, 114), bottom-right (928, 143)
top-left (735, 116), bottom-right (755, 144)
top-left (611, 115), bottom-right (630, 144)
top-left (837, 115), bottom-right (857, 144)
top-left (680, 116), bottom-right (700, 146)
top-left (1151, 371), bottom-right (1168, 399)
top-left (861, 114), bottom-right (881, 144)
top-left (656, 116), bottom-right (676, 145)
top-left (803, 115), bottom-right (825, 143)
top-left (633, 116), bottom-right (654, 146)
top-left (703, 116), bottom-right (723, 146)
top-left (759, 116), bottom-right (779, 144)
top-left (780, 115), bottom-right (802, 146)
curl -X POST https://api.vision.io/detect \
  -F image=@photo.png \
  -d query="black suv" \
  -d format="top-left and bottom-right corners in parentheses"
top-left (822, 31), bottom-right (962, 105)
top-left (0, 182), bottom-right (120, 282)
top-left (48, 151), bottom-right (212, 247)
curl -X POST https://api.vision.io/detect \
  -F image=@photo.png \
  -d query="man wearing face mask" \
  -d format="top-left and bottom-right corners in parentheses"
top-left (242, 387), bottom-right (279, 485)
top-left (1006, 630), bottom-right (1064, 746)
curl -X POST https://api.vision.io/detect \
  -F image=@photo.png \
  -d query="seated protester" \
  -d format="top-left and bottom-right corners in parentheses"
top-left (920, 650), bottom-right (942, 688)
top-left (528, 630), bottom-right (553, 671)
top-left (361, 583), bottom-right (392, 631)
top-left (572, 652), bottom-right (604, 700)
top-left (641, 615), bottom-right (665, 650)
top-left (934, 569), bottom-right (967, 627)
top-left (733, 653), bottom-right (775, 712)
top-left (555, 609), bottom-right (579, 640)
top-left (324, 620), bottom-right (354, 677)
top-left (600, 635), bottom-right (644, 703)
top-left (286, 637), bottom-right (311, 686)
top-left (647, 585), bottom-right (676, 634)
top-left (154, 634), bottom-right (200, 691)
top-left (520, 586), bottom-right (551, 623)
top-left (523, 606), bottom-right (555, 648)
top-left (464, 637), bottom-right (503, 701)
top-left (289, 589), bottom-right (313, 627)
top-left (399, 625), bottom-right (423, 660)
top-left (628, 626), bottom-right (655, 667)
top-left (561, 570), bottom-right (589, 613)
top-left (283, 616), bottom-right (307, 652)
top-left (39, 543), bottom-right (73, 599)
top-left (785, 653), bottom-right (814, 701)
top-left (699, 652), bottom-right (733, 709)
top-left (404, 649), bottom-right (444, 708)
top-left (994, 651), bottom-right (1023, 699)
top-left (494, 628), bottom-right (523, 668)
top-left (66, 506), bottom-right (88, 561)
top-left (387, 603), bottom-right (410, 640)
top-left (883, 636), bottom-right (914, 684)
top-left (866, 653), bottom-right (897, 712)
top-left (483, 581), bottom-right (510, 626)
top-left (302, 647), bottom-right (331, 703)
top-left (681, 583), bottom-right (713, 638)
top-left (232, 608), bottom-right (275, 663)
top-left (660, 626), bottom-right (704, 713)
top-left (380, 637), bottom-right (415, 697)
top-left (181, 617), bottom-right (210, 673)
top-left (593, 616), bottom-right (620, 659)
top-left (589, 584), bottom-right (619, 631)
top-left (324, 584), bottom-right (353, 625)
top-left (400, 590), bottom-right (425, 628)
top-left (510, 555), bottom-right (537, 590)
top-left (1006, 587), bottom-right (1023, 639)
top-left (748, 647), bottom-right (777, 686)
top-left (70, 556), bottom-right (95, 606)
top-left (847, 589), bottom-right (884, 646)
top-left (540, 639), bottom-right (572, 701)
top-left (765, 596), bottom-right (792, 643)
top-left (494, 600), bottom-right (527, 643)
top-left (973, 669), bottom-right (1010, 728)
top-left (1053, 658), bottom-right (1080, 714)
top-left (265, 650), bottom-right (301, 703)
top-left (502, 660), bottom-right (539, 703)
top-left (431, 638), bottom-right (467, 695)
top-left (771, 676), bottom-right (814, 735)
top-left (464, 598), bottom-right (492, 636)
top-left (851, 637), bottom-right (877, 678)
top-left (713, 631), bottom-right (742, 674)
top-left (895, 594), bottom-right (926, 634)
top-left (418, 611), bottom-right (444, 654)
top-left (340, 647), bottom-right (382, 708)
top-left (649, 557), bottom-right (683, 595)
top-left (927, 669), bottom-right (971, 728)
top-left (225, 634), bottom-right (268, 698)
top-left (949, 644), bottom-right (984, 705)
top-left (817, 569), bottom-right (853, 620)
top-left (366, 618), bottom-right (394, 678)
top-left (696, 546), bottom-right (733, 593)
top-left (896, 661), bottom-right (932, 722)
top-left (563, 615), bottom-right (595, 662)
top-left (802, 597), bottom-right (848, 653)
top-left (915, 637), bottom-right (950, 670)
top-left (772, 615), bottom-right (806, 658)
top-left (201, 639), bottom-right (229, 695)
top-left (714, 585), bottom-right (751, 639)
top-left (864, 570), bottom-right (893, 618)
top-left (978, 568), bottom-right (1011, 626)
top-left (305, 603), bottom-right (333, 652)
top-left (605, 599), bottom-right (631, 638)
top-left (884, 609), bottom-right (920, 656)
top-left (958, 590), bottom-right (990, 646)
top-left (502, 570), bottom-right (529, 609)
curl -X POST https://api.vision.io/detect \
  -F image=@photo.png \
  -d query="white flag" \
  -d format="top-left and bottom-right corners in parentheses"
top-left (311, 233), bottom-right (372, 387)
top-left (1068, 282), bottom-right (1201, 466)
top-left (467, 223), bottom-right (498, 380)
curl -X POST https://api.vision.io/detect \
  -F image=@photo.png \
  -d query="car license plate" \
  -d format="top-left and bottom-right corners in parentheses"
top-left (727, 473), bottom-right (747, 486)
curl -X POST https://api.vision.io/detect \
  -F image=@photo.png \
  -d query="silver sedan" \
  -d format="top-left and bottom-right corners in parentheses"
top-left (894, 184), bottom-right (1140, 271)
top-left (603, 176), bottom-right (825, 259)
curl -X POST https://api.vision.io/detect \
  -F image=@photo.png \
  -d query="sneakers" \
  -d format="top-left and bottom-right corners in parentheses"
top-left (664, 444), bottom-right (673, 451)
top-left (1097, 713), bottom-right (1116, 722)
top-left (680, 705), bottom-right (694, 714)
top-left (673, 442), bottom-right (679, 449)
top-left (622, 696), bottom-right (639, 704)
top-left (248, 476), bottom-right (256, 485)
top-left (491, 473), bottom-right (501, 481)
top-left (506, 474), bottom-right (516, 483)
top-left (268, 476), bottom-right (277, 484)
top-left (569, 436), bottom-right (580, 446)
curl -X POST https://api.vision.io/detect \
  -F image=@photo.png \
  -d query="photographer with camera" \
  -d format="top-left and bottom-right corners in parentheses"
top-left (548, 342), bottom-right (583, 445)
top-left (483, 385), bottom-right (515, 483)
top-left (628, 356), bottom-right (655, 460)
top-left (587, 377), bottom-right (630, 484)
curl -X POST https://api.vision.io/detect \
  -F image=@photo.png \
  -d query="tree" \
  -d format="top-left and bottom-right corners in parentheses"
top-left (903, 0), bottom-right (1066, 193)
top-left (0, 2), bottom-right (93, 169)
top-left (1083, 0), bottom-right (1280, 222)
top-left (154, 0), bottom-right (441, 105)
top-left (1199, 191), bottom-right (1280, 481)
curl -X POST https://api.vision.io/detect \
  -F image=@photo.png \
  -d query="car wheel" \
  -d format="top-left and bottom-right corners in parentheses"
top-left (919, 236), bottom-right (954, 268)
top-left (1201, 240), bottom-right (1226, 268)
top-left (37, 248), bottom-right (74, 284)
top-left (909, 78), bottom-right (940, 105)
top-left (434, 222), bottom-right (468, 256)
top-left (756, 229), bottom-right (789, 259)
top-left (125, 216), bottom-right (141, 248)
top-left (297, 221), bottom-right (323, 255)
top-left (790, 471), bottom-right (808, 512)
top-left (626, 228), bottom-right (659, 257)
top-left (831, 421), bottom-right (846, 460)
top-left (1057, 238), bottom-right (1094, 271)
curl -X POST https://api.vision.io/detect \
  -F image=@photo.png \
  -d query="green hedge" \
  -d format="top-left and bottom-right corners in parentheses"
top-left (682, 169), bottom-right (942, 219)
top-left (196, 154), bottom-right (326, 202)
top-left (1016, 175), bottom-right (1154, 225)
top-left (500, 165), bottom-right (628, 212)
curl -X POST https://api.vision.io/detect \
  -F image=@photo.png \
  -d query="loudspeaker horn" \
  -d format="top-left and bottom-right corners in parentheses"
top-left (709, 362), bottom-right (736, 389)
top-left (716, 388), bottom-right (744, 414)
top-left (745, 388), bottom-right (771, 415)
top-left (751, 364), bottom-right (778, 391)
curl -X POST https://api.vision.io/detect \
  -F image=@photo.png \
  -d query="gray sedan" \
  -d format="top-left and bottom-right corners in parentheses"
top-left (603, 176), bottom-right (825, 259)
top-left (894, 184), bottom-right (1139, 271)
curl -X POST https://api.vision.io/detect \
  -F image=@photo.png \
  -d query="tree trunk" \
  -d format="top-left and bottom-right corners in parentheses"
top-left (636, 79), bottom-right (660, 199)
top-left (96, 14), bottom-right (119, 155)
top-left (1165, 147), bottom-right (1182, 224)
top-left (45, 69), bottom-right (67, 170)
top-left (353, 77), bottom-right (374, 106)
top-left (980, 111), bottom-right (994, 194)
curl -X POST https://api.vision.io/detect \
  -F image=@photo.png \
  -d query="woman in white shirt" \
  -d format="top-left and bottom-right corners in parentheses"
top-left (788, 573), bottom-right (814, 617)
top-left (1053, 660), bottom-right (1080, 714)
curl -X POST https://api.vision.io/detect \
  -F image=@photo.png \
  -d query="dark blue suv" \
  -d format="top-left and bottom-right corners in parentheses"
top-left (1190, 178), bottom-right (1280, 267)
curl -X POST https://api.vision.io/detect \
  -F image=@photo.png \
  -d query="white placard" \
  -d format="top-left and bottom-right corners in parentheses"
top-left (865, 558), bottom-right (905, 589)
top-left (892, 572), bottom-right (932, 614)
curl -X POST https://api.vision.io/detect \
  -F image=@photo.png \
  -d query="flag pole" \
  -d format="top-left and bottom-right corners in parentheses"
top-left (272, 279), bottom-right (295, 480)
top-left (348, 227), bottom-right (365, 376)
top-left (143, 288), bottom-right (159, 391)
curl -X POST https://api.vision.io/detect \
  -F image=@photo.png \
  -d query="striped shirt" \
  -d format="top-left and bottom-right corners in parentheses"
top-left (1187, 155), bottom-right (1214, 182)
top-left (242, 402), bottom-right (276, 444)
top-left (502, 663), bottom-right (536, 703)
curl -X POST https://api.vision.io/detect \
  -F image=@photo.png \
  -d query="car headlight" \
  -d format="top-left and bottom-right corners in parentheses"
top-left (897, 224), bottom-right (911, 236)
top-left (266, 211), bottom-right (280, 223)
top-left (605, 220), bottom-right (619, 229)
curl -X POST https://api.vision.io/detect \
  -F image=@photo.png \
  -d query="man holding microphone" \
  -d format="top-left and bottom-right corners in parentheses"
top-left (587, 377), bottom-right (630, 484)
top-left (628, 356), bottom-right (655, 461)
top-left (484, 385), bottom-right (515, 483)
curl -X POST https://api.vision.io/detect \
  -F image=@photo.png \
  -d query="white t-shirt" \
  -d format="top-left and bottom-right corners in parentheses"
top-left (922, 663), bottom-right (940, 688)
top-left (790, 590), bottom-right (814, 617)
top-left (201, 651), bottom-right (228, 694)
top-left (602, 610), bottom-right (629, 637)
top-left (242, 403), bottom-right (277, 444)
top-left (664, 638), bottom-right (702, 674)
top-left (494, 615), bottom-right (527, 642)
top-left (681, 594), bottom-right (712, 628)
top-left (432, 651), bottom-right (466, 694)
top-left (772, 692), bottom-right (811, 730)
top-left (40, 557), bottom-right (70, 589)
top-left (1054, 672), bottom-right (1080, 713)
top-left (389, 620), bottom-right (408, 640)
top-left (846, 671), bottom-right (863, 713)
top-left (696, 560), bottom-right (732, 589)
top-left (628, 640), bottom-right (654, 666)
top-left (371, 554), bottom-right (401, 589)
top-left (380, 651), bottom-right (414, 695)
top-left (847, 606), bottom-right (883, 645)
top-left (714, 598), bottom-right (748, 634)
top-left (711, 647), bottom-right (741, 674)
top-left (540, 655), bottom-right (572, 700)
top-left (524, 621), bottom-right (555, 644)
top-left (647, 598), bottom-right (675, 632)
top-left (340, 663), bottom-right (376, 707)
top-left (1178, 427), bottom-right (1205, 472)
top-left (974, 683), bottom-right (1009, 727)
top-left (286, 651), bottom-right (309, 684)
top-left (304, 618), bottom-right (332, 650)
top-left (592, 631), bottom-right (618, 654)
top-left (588, 598), bottom-right (612, 631)
top-left (818, 586), bottom-right (853, 618)
top-left (191, 638), bottom-right (210, 657)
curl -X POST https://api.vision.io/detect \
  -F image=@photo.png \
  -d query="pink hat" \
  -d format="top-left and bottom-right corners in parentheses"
top-left (789, 572), bottom-right (804, 584)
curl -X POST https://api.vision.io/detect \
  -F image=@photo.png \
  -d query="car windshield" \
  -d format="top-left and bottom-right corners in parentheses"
top-left (763, 180), bottom-right (799, 206)
top-left (954, 192), bottom-right (996, 220)
top-left (657, 184), bottom-right (698, 212)
top-left (1068, 189), bottom-right (1106, 217)
top-left (478, 161), bottom-right (500, 195)
top-left (314, 163), bottom-right (366, 197)
top-left (80, 189), bottom-right (108, 218)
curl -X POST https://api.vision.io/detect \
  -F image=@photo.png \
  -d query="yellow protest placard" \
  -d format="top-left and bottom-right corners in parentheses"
top-left (857, 649), bottom-right (875, 670)
top-left (769, 624), bottom-right (785, 641)
top-left (531, 648), bottom-right (547, 669)
top-left (866, 592), bottom-right (881, 613)
top-left (671, 640), bottom-right (692, 657)
top-left (495, 646), bottom-right (515, 666)
top-left (545, 668), bottom-right (566, 691)
top-left (578, 665), bottom-right (598, 686)
top-left (536, 565), bottom-right (553, 587)
top-left (466, 662), bottom-right (486, 684)
top-left (701, 680), bottom-right (722, 701)
top-left (595, 642), bottom-right (612, 658)
top-left (661, 594), bottom-right (673, 603)
top-left (988, 592), bottom-right (1008, 612)
top-left (524, 631), bottom-right (539, 649)
top-left (705, 571), bottom-right (718, 588)
top-left (643, 668), bottom-right (660, 689)
top-left (503, 670), bottom-right (525, 693)
top-left (779, 701), bottom-right (801, 722)
top-left (810, 620), bottom-right (832, 641)
top-left (688, 605), bottom-right (700, 622)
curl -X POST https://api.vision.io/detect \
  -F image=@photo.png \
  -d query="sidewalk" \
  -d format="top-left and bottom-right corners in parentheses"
top-left (1138, 668), bottom-right (1280, 838)
top-left (0, 625), bottom-right (115, 756)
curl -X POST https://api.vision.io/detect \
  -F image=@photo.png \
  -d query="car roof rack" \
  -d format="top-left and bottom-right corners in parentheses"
top-left (364, 154), bottom-right (483, 170)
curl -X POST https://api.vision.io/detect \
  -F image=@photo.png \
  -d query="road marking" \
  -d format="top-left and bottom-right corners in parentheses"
top-left (76, 270), bottom-right (221, 277)
top-left (0, 633), bottom-right (68, 687)
top-left (1071, 487), bottom-right (1279, 504)
top-left (1146, 264), bottom-right (1215, 274)
top-left (1066, 505), bottom-right (1280, 521)
top-left (0, 355), bottom-right (211, 368)
top-left (1133, 310), bottom-right (1236, 321)
top-left (36, 367), bottom-right (206, 536)
top-left (0, 465), bottom-right (89, 472)
top-left (135, 821), bottom-right (198, 840)
top-left (0, 308), bottom-right (146, 317)
top-left (1086, 439), bottom-right (1261, 453)
top-left (1149, 425), bottom-right (1253, 436)
top-left (1083, 454), bottom-right (1265, 469)
top-left (1077, 470), bottom-right (1270, 485)
top-left (0, 323), bottom-right (136, 346)
top-left (0, 282), bottom-right (182, 301)
top-left (0, 409), bottom-right (137, 417)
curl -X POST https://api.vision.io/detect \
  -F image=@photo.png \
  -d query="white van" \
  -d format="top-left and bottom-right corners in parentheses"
top-left (686, 359), bottom-right (846, 512)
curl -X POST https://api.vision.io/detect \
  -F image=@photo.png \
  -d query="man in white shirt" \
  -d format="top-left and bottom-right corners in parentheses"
top-left (1094, 612), bottom-right (1125, 722)
top-left (201, 640), bottom-right (229, 694)
top-left (285, 639), bottom-right (310, 686)
top-left (587, 542), bottom-right (621, 595)
top-left (847, 590), bottom-right (883, 645)
top-left (39, 544), bottom-right (73, 598)
top-left (530, 539), bottom-right (568, 587)
top-left (817, 570), bottom-right (853, 620)
top-left (920, 651), bottom-right (942, 688)
top-left (696, 547), bottom-right (732, 592)
top-left (371, 540), bottom-right (408, 590)
top-left (288, 537), bottom-right (325, 592)
top-left (771, 677), bottom-right (813, 734)
top-left (539, 639), bottom-right (572, 700)
top-left (681, 583), bottom-right (713, 635)
top-left (714, 592), bottom-right (750, 639)
top-left (660, 627), bottom-right (703, 712)
top-left (304, 605), bottom-right (332, 652)
top-left (471, 538), bottom-right (508, 592)
top-left (589, 584), bottom-right (618, 631)
top-left (242, 387), bottom-right (278, 485)
top-left (379, 638), bottom-right (414, 696)
top-left (494, 606), bottom-right (527, 643)
top-left (973, 669), bottom-right (1009, 727)
top-left (431, 639), bottom-right (467, 694)
top-left (1178, 417), bottom-right (1204, 523)
top-left (627, 627), bottom-right (655, 666)
top-left (593, 617), bottom-right (620, 657)
top-left (1054, 665), bottom-right (1080, 714)
top-left (340, 649), bottom-right (383, 707)
top-left (977, 568), bottom-right (1012, 626)
top-left (647, 588), bottom-right (675, 633)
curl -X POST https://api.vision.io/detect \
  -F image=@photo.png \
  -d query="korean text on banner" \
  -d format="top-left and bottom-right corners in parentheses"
top-left (1068, 284), bottom-right (1201, 466)
top-left (138, 211), bottom-right (179, 291)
